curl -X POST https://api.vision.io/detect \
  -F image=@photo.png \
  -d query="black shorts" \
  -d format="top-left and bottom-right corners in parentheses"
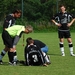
top-left (2, 30), bottom-right (14, 48)
top-left (58, 30), bottom-right (71, 38)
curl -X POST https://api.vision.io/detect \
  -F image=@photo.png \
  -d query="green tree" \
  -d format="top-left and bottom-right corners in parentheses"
top-left (0, 0), bottom-right (75, 21)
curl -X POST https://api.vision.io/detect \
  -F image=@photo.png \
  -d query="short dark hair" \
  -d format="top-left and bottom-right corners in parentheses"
top-left (12, 9), bottom-right (22, 14)
top-left (59, 4), bottom-right (66, 8)
top-left (26, 37), bottom-right (33, 44)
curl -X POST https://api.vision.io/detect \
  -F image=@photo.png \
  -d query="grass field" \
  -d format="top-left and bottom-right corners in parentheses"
top-left (0, 32), bottom-right (75, 75)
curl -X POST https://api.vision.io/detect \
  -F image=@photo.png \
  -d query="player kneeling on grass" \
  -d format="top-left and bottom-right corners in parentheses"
top-left (0, 25), bottom-right (33, 65)
top-left (20, 37), bottom-right (51, 66)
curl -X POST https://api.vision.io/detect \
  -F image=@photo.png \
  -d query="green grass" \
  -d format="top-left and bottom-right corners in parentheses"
top-left (0, 32), bottom-right (75, 75)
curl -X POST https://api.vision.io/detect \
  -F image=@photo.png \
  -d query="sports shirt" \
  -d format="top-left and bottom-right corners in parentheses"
top-left (6, 25), bottom-right (25, 37)
top-left (52, 12), bottom-right (75, 31)
top-left (3, 14), bottom-right (15, 28)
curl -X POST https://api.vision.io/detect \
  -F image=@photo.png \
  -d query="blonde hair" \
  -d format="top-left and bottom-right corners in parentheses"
top-left (25, 25), bottom-right (33, 32)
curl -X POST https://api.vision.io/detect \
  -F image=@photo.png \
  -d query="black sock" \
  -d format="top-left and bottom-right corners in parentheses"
top-left (8, 52), bottom-right (14, 63)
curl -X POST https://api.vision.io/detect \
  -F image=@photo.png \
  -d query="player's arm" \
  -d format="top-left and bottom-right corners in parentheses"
top-left (67, 18), bottom-right (75, 27)
top-left (13, 27), bottom-right (25, 48)
top-left (52, 19), bottom-right (61, 27)
top-left (24, 46), bottom-right (30, 65)
top-left (67, 13), bottom-right (75, 27)
top-left (51, 14), bottom-right (61, 27)
top-left (13, 31), bottom-right (24, 48)
top-left (52, 19), bottom-right (58, 25)
top-left (13, 35), bottom-right (20, 47)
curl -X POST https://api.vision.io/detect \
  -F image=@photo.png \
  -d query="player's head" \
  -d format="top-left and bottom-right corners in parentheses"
top-left (59, 4), bottom-right (66, 13)
top-left (26, 37), bottom-right (34, 45)
top-left (12, 9), bottom-right (22, 18)
top-left (25, 25), bottom-right (33, 34)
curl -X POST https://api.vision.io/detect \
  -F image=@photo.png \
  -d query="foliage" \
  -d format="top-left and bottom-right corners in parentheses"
top-left (0, 0), bottom-right (75, 21)
top-left (0, 0), bottom-right (75, 32)
top-left (0, 20), bottom-right (75, 33)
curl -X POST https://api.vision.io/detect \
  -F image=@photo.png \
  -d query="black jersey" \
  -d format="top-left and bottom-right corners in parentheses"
top-left (25, 45), bottom-right (45, 66)
top-left (3, 14), bottom-right (16, 29)
top-left (34, 40), bottom-right (46, 48)
top-left (52, 12), bottom-right (75, 30)
top-left (25, 40), bottom-right (46, 49)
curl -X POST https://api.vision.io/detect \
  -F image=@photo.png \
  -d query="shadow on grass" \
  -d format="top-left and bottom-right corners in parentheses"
top-left (0, 62), bottom-right (24, 66)
top-left (48, 53), bottom-right (61, 56)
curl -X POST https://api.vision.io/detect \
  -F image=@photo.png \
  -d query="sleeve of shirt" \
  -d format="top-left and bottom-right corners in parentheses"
top-left (71, 14), bottom-right (75, 19)
top-left (69, 13), bottom-right (75, 19)
top-left (52, 13), bottom-right (58, 20)
top-left (16, 26), bottom-right (25, 36)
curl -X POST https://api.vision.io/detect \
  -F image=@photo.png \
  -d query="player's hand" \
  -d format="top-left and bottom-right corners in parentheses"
top-left (55, 22), bottom-right (61, 27)
top-left (67, 23), bottom-right (72, 27)
top-left (57, 23), bottom-right (61, 27)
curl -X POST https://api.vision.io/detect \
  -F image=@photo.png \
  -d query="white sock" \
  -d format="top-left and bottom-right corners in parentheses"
top-left (42, 52), bottom-right (50, 63)
top-left (60, 47), bottom-right (65, 55)
top-left (69, 47), bottom-right (73, 55)
top-left (69, 43), bottom-right (74, 55)
top-left (14, 56), bottom-right (17, 62)
top-left (13, 50), bottom-right (17, 62)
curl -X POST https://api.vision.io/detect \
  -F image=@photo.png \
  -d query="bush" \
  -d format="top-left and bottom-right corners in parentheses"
top-left (0, 20), bottom-right (75, 33)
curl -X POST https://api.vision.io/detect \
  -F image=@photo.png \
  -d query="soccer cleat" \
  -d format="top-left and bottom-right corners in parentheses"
top-left (46, 62), bottom-right (51, 65)
top-left (62, 54), bottom-right (65, 56)
top-left (9, 62), bottom-right (13, 65)
top-left (13, 62), bottom-right (17, 66)
top-left (71, 54), bottom-right (75, 56)
top-left (9, 62), bottom-right (17, 66)
top-left (0, 60), bottom-right (3, 64)
top-left (43, 64), bottom-right (48, 67)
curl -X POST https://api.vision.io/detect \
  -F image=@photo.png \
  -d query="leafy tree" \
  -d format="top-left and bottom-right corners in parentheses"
top-left (0, 0), bottom-right (75, 21)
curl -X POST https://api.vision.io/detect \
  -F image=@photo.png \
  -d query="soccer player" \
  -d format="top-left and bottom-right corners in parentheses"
top-left (0, 25), bottom-right (33, 65)
top-left (25, 37), bottom-right (50, 66)
top-left (3, 9), bottom-right (21, 29)
top-left (52, 4), bottom-right (75, 56)
top-left (26, 37), bottom-right (48, 53)
top-left (3, 9), bottom-right (22, 63)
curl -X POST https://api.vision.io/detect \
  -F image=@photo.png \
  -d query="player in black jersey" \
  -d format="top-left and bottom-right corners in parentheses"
top-left (52, 4), bottom-right (75, 56)
top-left (3, 9), bottom-right (21, 29)
top-left (26, 37), bottom-right (49, 53)
top-left (24, 37), bottom-right (50, 66)
top-left (0, 9), bottom-right (22, 64)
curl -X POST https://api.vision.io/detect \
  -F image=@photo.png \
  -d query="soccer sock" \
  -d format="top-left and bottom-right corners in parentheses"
top-left (42, 52), bottom-right (50, 63)
top-left (68, 43), bottom-right (73, 55)
top-left (0, 50), bottom-right (6, 60)
top-left (59, 42), bottom-right (65, 55)
top-left (13, 50), bottom-right (17, 62)
top-left (8, 52), bottom-right (14, 63)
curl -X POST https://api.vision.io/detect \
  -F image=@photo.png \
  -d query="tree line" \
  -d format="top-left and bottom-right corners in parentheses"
top-left (0, 0), bottom-right (75, 22)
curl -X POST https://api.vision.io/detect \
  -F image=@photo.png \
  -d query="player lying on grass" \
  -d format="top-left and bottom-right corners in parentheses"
top-left (20, 37), bottom-right (51, 66)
